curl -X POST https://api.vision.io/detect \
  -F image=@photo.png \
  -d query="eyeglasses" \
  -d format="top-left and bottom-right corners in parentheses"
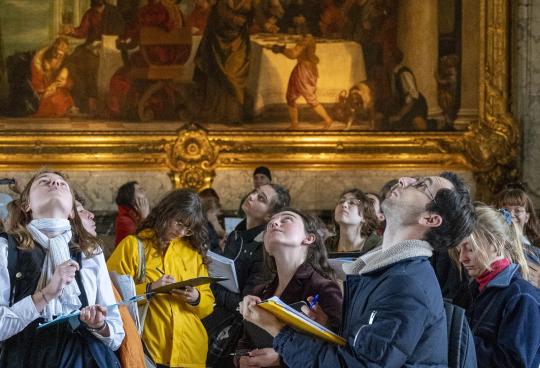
top-left (175, 220), bottom-right (193, 236)
top-left (337, 198), bottom-right (362, 207)
top-left (505, 206), bottom-right (527, 216)
top-left (409, 178), bottom-right (436, 202)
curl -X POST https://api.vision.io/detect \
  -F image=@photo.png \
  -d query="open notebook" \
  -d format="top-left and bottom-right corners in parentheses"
top-left (207, 250), bottom-right (240, 293)
top-left (257, 296), bottom-right (346, 346)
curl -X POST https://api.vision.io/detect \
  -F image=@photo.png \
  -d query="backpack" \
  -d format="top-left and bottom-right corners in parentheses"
top-left (444, 301), bottom-right (477, 368)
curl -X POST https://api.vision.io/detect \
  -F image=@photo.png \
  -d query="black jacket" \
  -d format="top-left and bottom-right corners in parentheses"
top-left (211, 220), bottom-right (269, 312)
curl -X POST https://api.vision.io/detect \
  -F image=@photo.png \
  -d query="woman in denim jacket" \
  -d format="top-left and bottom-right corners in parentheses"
top-left (451, 204), bottom-right (540, 368)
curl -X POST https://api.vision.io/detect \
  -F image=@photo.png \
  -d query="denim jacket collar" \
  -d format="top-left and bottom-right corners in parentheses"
top-left (485, 263), bottom-right (519, 289)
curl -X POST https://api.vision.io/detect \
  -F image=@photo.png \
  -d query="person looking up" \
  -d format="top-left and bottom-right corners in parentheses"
top-left (240, 172), bottom-right (476, 367)
top-left (0, 170), bottom-right (124, 367)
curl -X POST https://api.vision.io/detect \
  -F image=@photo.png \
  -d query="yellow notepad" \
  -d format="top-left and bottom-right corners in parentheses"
top-left (257, 296), bottom-right (346, 346)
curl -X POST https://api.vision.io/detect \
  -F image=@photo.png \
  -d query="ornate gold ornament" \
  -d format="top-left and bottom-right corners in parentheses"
top-left (165, 123), bottom-right (219, 190)
top-left (0, 0), bottom-right (518, 199)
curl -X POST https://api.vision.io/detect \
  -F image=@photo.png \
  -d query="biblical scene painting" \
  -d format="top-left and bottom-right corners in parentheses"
top-left (0, 0), bottom-right (461, 131)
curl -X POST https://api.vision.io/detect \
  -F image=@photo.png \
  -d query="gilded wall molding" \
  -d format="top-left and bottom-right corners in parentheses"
top-left (461, 0), bottom-right (520, 200)
top-left (0, 0), bottom-right (518, 198)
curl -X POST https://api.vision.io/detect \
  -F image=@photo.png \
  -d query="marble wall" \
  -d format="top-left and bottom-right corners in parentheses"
top-left (513, 0), bottom-right (540, 206)
top-left (0, 168), bottom-right (475, 213)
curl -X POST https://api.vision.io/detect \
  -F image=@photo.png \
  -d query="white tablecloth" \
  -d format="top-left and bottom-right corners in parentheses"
top-left (247, 34), bottom-right (366, 114)
top-left (97, 34), bottom-right (365, 115)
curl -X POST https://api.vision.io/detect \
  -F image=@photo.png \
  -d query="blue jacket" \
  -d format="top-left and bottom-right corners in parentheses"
top-left (468, 263), bottom-right (540, 368)
top-left (273, 256), bottom-right (448, 367)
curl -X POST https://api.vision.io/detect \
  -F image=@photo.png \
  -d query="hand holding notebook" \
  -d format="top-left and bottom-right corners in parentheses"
top-left (240, 295), bottom-right (346, 346)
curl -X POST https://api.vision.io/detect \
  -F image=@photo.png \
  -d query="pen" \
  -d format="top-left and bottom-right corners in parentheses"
top-left (308, 294), bottom-right (320, 310)
top-left (229, 352), bottom-right (250, 357)
top-left (156, 267), bottom-right (165, 275)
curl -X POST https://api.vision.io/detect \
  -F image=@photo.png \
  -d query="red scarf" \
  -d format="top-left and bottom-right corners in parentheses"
top-left (475, 258), bottom-right (511, 292)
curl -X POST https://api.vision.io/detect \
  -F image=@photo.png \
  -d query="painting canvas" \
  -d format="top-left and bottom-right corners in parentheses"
top-left (0, 0), bottom-right (462, 131)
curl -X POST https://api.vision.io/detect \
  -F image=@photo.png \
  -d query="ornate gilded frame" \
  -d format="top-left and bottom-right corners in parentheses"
top-left (0, 0), bottom-right (518, 200)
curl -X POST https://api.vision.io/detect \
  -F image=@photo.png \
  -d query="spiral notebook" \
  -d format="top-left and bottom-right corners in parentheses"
top-left (257, 296), bottom-right (346, 346)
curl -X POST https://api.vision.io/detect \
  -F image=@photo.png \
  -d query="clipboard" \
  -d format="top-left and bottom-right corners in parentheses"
top-left (37, 294), bottom-right (148, 330)
top-left (151, 276), bottom-right (227, 294)
top-left (257, 296), bottom-right (346, 346)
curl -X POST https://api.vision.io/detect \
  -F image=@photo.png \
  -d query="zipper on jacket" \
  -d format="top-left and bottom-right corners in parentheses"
top-left (353, 310), bottom-right (378, 347)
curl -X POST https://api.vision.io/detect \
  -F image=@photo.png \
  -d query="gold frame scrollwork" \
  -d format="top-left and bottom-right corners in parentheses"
top-left (0, 0), bottom-right (518, 199)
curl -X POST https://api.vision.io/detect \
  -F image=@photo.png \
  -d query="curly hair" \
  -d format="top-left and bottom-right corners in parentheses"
top-left (494, 184), bottom-right (540, 247)
top-left (264, 208), bottom-right (336, 282)
top-left (423, 172), bottom-right (476, 250)
top-left (326, 188), bottom-right (378, 252)
top-left (9, 169), bottom-right (101, 257)
top-left (137, 188), bottom-right (209, 264)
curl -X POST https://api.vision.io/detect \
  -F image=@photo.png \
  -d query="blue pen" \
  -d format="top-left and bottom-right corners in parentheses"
top-left (308, 294), bottom-right (320, 310)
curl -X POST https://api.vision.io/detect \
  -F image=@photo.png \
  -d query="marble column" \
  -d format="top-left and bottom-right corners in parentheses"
top-left (397, 0), bottom-right (441, 118)
top-left (454, 0), bottom-right (480, 130)
top-left (49, 0), bottom-right (63, 43)
top-left (514, 0), bottom-right (540, 206)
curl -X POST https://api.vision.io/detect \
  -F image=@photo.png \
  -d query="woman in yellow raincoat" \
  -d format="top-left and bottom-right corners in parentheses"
top-left (108, 189), bottom-right (214, 367)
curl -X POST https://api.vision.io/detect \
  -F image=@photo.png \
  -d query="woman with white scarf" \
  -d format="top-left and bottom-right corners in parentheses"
top-left (0, 170), bottom-right (124, 368)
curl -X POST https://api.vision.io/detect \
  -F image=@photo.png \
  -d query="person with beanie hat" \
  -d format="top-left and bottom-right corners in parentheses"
top-left (238, 166), bottom-right (273, 217)
top-left (253, 166), bottom-right (272, 188)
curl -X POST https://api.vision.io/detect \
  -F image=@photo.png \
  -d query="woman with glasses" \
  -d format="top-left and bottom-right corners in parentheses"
top-left (107, 189), bottom-right (215, 368)
top-left (495, 183), bottom-right (540, 287)
top-left (204, 183), bottom-right (290, 367)
top-left (326, 189), bottom-right (379, 254)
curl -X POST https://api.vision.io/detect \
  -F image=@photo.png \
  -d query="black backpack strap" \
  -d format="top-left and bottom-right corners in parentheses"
top-left (70, 248), bottom-right (89, 308)
top-left (1, 233), bottom-right (20, 306)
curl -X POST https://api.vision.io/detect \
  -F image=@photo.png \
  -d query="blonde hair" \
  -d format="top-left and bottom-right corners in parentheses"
top-left (450, 203), bottom-right (529, 280)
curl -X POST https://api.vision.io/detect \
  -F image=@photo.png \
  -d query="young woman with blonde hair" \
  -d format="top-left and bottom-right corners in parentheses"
top-left (451, 203), bottom-right (540, 367)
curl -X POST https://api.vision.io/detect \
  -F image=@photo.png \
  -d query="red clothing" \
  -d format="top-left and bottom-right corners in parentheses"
top-left (107, 1), bottom-right (190, 118)
top-left (71, 7), bottom-right (104, 43)
top-left (31, 48), bottom-right (74, 118)
top-left (476, 258), bottom-right (511, 292)
top-left (115, 205), bottom-right (140, 246)
top-left (286, 61), bottom-right (319, 107)
top-left (187, 6), bottom-right (210, 34)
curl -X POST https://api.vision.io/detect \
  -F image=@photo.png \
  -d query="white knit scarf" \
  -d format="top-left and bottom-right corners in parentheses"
top-left (27, 218), bottom-right (81, 320)
top-left (343, 239), bottom-right (433, 275)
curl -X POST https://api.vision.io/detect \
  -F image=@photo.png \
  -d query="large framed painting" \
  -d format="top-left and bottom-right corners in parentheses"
top-left (0, 0), bottom-right (518, 200)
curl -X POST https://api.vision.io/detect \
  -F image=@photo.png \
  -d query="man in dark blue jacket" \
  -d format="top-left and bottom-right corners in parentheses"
top-left (240, 172), bottom-right (476, 367)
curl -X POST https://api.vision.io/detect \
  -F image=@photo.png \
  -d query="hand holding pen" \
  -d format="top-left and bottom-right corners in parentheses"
top-left (301, 294), bottom-right (330, 328)
top-left (151, 267), bottom-right (176, 290)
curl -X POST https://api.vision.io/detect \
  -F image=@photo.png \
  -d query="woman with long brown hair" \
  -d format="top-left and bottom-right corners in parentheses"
top-left (495, 183), bottom-right (540, 287)
top-left (107, 189), bottom-right (214, 368)
top-left (325, 188), bottom-right (379, 255)
top-left (235, 208), bottom-right (342, 367)
top-left (0, 170), bottom-right (124, 367)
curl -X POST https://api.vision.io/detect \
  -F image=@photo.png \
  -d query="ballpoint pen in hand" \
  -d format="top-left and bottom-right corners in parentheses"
top-left (156, 267), bottom-right (165, 275)
top-left (308, 294), bottom-right (320, 310)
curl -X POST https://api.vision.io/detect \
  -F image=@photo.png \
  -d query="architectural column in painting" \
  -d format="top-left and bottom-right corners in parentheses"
top-left (49, 0), bottom-right (63, 43)
top-left (397, 0), bottom-right (441, 118)
top-left (454, 0), bottom-right (480, 130)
